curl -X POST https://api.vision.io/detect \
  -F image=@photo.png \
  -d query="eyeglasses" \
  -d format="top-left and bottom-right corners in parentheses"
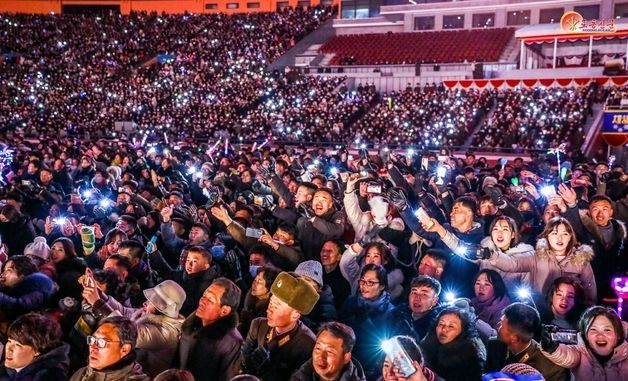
top-left (86, 335), bottom-right (122, 349)
top-left (359, 279), bottom-right (380, 287)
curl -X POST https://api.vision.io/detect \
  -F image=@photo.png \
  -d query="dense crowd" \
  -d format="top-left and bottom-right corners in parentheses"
top-left (0, 126), bottom-right (625, 381)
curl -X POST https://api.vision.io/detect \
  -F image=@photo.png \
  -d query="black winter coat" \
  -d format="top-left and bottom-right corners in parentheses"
top-left (0, 216), bottom-right (36, 256)
top-left (0, 272), bottom-right (55, 320)
top-left (302, 285), bottom-right (337, 333)
top-left (0, 342), bottom-right (70, 381)
top-left (178, 312), bottom-right (243, 381)
top-left (291, 358), bottom-right (366, 381)
top-left (52, 257), bottom-right (87, 305)
top-left (420, 330), bottom-right (486, 381)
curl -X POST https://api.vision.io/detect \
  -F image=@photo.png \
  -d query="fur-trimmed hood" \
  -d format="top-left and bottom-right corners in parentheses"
top-left (579, 209), bottom-right (627, 243)
top-left (182, 311), bottom-right (239, 340)
top-left (535, 238), bottom-right (594, 267)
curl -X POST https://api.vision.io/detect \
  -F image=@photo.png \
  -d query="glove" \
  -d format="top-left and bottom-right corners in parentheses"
top-left (485, 186), bottom-right (505, 208)
top-left (245, 346), bottom-right (270, 372)
top-left (386, 188), bottom-right (408, 212)
top-left (298, 203), bottom-right (315, 219)
top-left (541, 325), bottom-right (560, 354)
top-left (257, 165), bottom-right (272, 181)
top-left (223, 249), bottom-right (243, 281)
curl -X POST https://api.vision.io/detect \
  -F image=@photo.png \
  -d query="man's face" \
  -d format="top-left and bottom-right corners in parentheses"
top-left (196, 284), bottom-right (228, 325)
top-left (39, 170), bottom-right (52, 184)
top-left (185, 251), bottom-right (209, 274)
top-left (26, 163), bottom-right (37, 175)
top-left (479, 200), bottom-right (497, 217)
top-left (312, 191), bottom-right (333, 216)
top-left (266, 295), bottom-right (296, 329)
top-left (103, 259), bottom-right (128, 281)
top-left (0, 261), bottom-right (22, 287)
top-left (273, 228), bottom-right (294, 246)
top-left (449, 202), bottom-right (472, 230)
top-left (497, 316), bottom-right (516, 344)
top-left (417, 255), bottom-right (443, 279)
top-left (320, 242), bottom-right (341, 268)
top-left (88, 323), bottom-right (131, 370)
top-left (408, 286), bottom-right (438, 315)
top-left (312, 331), bottom-right (350, 380)
top-left (189, 227), bottom-right (208, 244)
top-left (589, 200), bottom-right (613, 227)
top-left (249, 253), bottom-right (266, 267)
top-left (116, 193), bottom-right (131, 205)
top-left (295, 185), bottom-right (312, 205)
top-left (115, 220), bottom-right (133, 236)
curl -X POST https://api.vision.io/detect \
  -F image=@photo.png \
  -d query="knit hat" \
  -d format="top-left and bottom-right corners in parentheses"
top-left (271, 272), bottom-right (320, 315)
top-left (143, 280), bottom-right (187, 318)
top-left (500, 363), bottom-right (544, 376)
top-left (368, 196), bottom-right (389, 226)
top-left (294, 260), bottom-right (324, 288)
top-left (24, 237), bottom-right (50, 262)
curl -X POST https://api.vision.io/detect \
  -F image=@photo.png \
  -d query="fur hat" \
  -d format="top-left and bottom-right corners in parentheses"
top-left (271, 272), bottom-right (320, 315)
top-left (295, 260), bottom-right (323, 288)
top-left (24, 237), bottom-right (50, 262)
top-left (482, 176), bottom-right (498, 191)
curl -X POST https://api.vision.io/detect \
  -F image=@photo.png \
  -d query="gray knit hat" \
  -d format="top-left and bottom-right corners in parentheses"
top-left (294, 260), bottom-right (324, 288)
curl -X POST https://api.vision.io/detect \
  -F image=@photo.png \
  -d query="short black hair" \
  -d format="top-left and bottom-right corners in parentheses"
top-left (453, 196), bottom-right (477, 216)
top-left (211, 277), bottom-right (242, 311)
top-left (502, 302), bottom-right (540, 342)
top-left (318, 322), bottom-right (356, 353)
top-left (118, 240), bottom-right (145, 260)
top-left (106, 254), bottom-right (132, 272)
top-left (99, 316), bottom-right (138, 349)
top-left (249, 244), bottom-right (274, 259)
top-left (410, 275), bottom-right (441, 296)
top-left (589, 194), bottom-right (613, 208)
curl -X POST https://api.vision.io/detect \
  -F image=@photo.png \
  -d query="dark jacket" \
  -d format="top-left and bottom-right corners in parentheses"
top-left (339, 292), bottom-right (395, 380)
top-left (323, 265), bottom-right (351, 310)
top-left (485, 339), bottom-right (568, 381)
top-left (0, 343), bottom-right (70, 381)
top-left (388, 303), bottom-right (446, 343)
top-left (69, 352), bottom-right (149, 381)
top-left (178, 312), bottom-right (243, 381)
top-left (239, 292), bottom-right (271, 338)
top-left (53, 257), bottom-right (87, 305)
top-left (0, 272), bottom-right (55, 319)
top-left (291, 358), bottom-right (366, 381)
top-left (149, 250), bottom-right (219, 316)
top-left (241, 317), bottom-right (316, 381)
top-left (563, 206), bottom-right (627, 300)
top-left (0, 216), bottom-right (36, 256)
top-left (302, 284), bottom-right (337, 333)
top-left (296, 209), bottom-right (346, 261)
top-left (420, 329), bottom-right (487, 381)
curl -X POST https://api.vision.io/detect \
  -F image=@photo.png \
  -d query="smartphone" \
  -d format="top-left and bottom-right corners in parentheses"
top-left (421, 157), bottom-right (429, 170)
top-left (414, 208), bottom-right (433, 227)
top-left (84, 268), bottom-right (95, 288)
top-left (245, 228), bottom-right (263, 239)
top-left (146, 236), bottom-right (158, 253)
top-left (381, 337), bottom-right (417, 378)
top-left (366, 185), bottom-right (382, 194)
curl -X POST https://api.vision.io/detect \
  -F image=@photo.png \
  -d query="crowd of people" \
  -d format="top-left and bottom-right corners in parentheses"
top-left (0, 124), bottom-right (625, 381)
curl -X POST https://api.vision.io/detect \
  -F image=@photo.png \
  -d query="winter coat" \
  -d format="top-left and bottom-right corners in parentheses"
top-left (302, 284), bottom-right (337, 333)
top-left (339, 292), bottom-right (395, 380)
top-left (343, 191), bottom-right (404, 243)
top-left (148, 249), bottom-right (219, 316)
top-left (420, 329), bottom-right (486, 381)
top-left (388, 303), bottom-right (446, 343)
top-left (159, 221), bottom-right (213, 260)
top-left (542, 339), bottom-right (628, 381)
top-left (485, 339), bottom-right (568, 381)
top-left (178, 312), bottom-right (242, 381)
top-left (90, 293), bottom-right (184, 378)
top-left (53, 256), bottom-right (87, 304)
top-left (297, 208), bottom-right (346, 261)
top-left (563, 206), bottom-right (627, 300)
top-left (239, 292), bottom-right (270, 337)
top-left (291, 358), bottom-right (366, 381)
top-left (340, 246), bottom-right (405, 302)
top-left (0, 216), bottom-right (36, 256)
top-left (69, 353), bottom-right (149, 381)
top-left (0, 343), bottom-right (70, 381)
top-left (0, 272), bottom-right (54, 319)
top-left (241, 318), bottom-right (316, 381)
top-left (479, 237), bottom-right (533, 290)
top-left (482, 238), bottom-right (597, 304)
top-left (471, 295), bottom-right (512, 329)
top-left (323, 265), bottom-right (352, 309)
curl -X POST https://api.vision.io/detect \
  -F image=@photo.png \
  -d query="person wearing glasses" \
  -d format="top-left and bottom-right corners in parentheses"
top-left (339, 263), bottom-right (395, 380)
top-left (71, 316), bottom-right (149, 381)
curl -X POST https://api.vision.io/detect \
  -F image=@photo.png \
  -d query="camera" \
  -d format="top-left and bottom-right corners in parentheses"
top-left (545, 325), bottom-right (578, 345)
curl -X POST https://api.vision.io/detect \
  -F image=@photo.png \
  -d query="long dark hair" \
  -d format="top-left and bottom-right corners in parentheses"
top-left (544, 277), bottom-right (587, 326)
top-left (473, 269), bottom-right (509, 300)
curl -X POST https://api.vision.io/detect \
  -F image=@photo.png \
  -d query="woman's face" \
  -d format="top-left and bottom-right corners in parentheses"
top-left (106, 236), bottom-right (123, 255)
top-left (474, 273), bottom-right (495, 303)
top-left (50, 242), bottom-right (67, 263)
top-left (551, 283), bottom-right (576, 317)
top-left (491, 220), bottom-right (514, 250)
top-left (4, 338), bottom-right (38, 369)
top-left (365, 247), bottom-right (383, 266)
top-left (547, 224), bottom-right (572, 254)
top-left (435, 313), bottom-right (462, 345)
top-left (251, 272), bottom-right (270, 297)
top-left (359, 270), bottom-right (384, 300)
top-left (586, 315), bottom-right (618, 356)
